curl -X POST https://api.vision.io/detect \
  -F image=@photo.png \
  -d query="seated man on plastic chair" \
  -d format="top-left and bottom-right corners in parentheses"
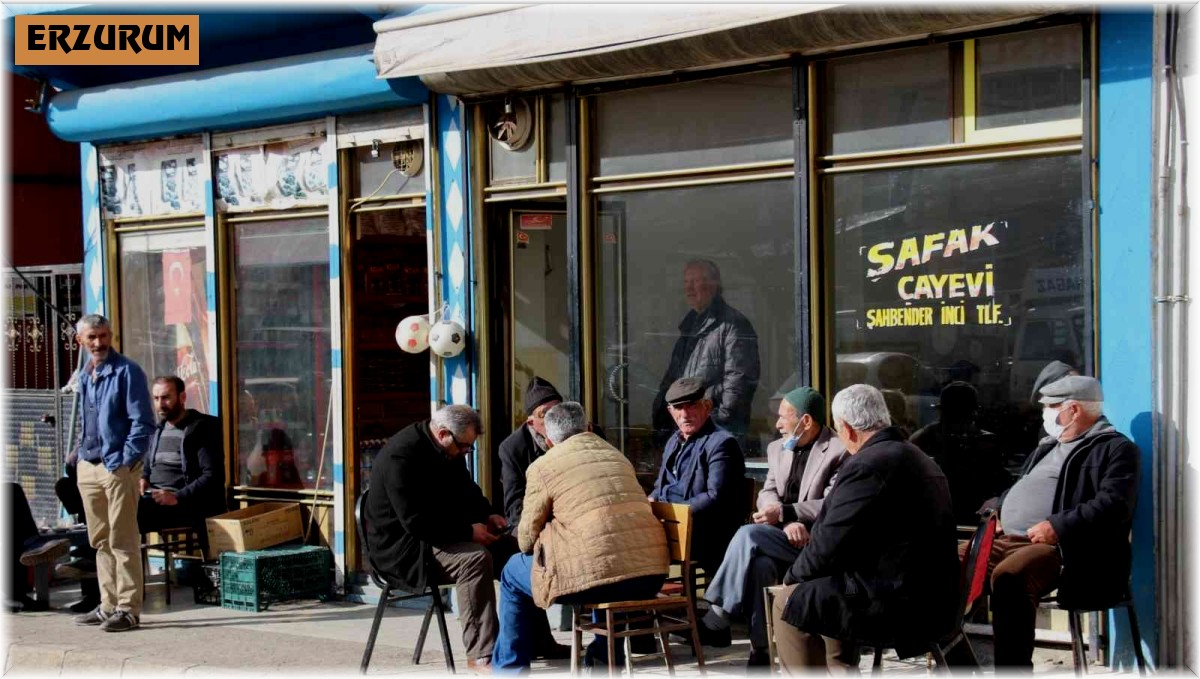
top-left (492, 402), bottom-right (669, 673)
top-left (976, 375), bottom-right (1140, 672)
top-left (137, 377), bottom-right (225, 545)
top-left (699, 387), bottom-right (847, 667)
top-left (771, 384), bottom-right (959, 674)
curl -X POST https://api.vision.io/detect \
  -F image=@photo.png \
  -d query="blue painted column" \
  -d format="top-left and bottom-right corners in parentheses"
top-left (80, 144), bottom-right (104, 316)
top-left (1098, 9), bottom-right (1157, 668)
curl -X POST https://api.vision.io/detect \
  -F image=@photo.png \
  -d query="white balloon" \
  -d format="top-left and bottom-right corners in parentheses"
top-left (395, 315), bottom-right (430, 354)
top-left (428, 320), bottom-right (467, 358)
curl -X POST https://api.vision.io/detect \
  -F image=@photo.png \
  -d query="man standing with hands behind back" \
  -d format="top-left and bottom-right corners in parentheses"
top-left (71, 314), bottom-right (156, 633)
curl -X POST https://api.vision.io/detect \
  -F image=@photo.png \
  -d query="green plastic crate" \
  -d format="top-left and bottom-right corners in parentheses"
top-left (220, 545), bottom-right (332, 612)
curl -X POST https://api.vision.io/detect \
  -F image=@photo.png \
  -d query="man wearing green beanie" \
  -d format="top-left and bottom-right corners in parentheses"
top-left (695, 386), bottom-right (848, 667)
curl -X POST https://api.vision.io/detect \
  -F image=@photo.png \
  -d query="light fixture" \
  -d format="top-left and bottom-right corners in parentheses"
top-left (370, 139), bottom-right (381, 159)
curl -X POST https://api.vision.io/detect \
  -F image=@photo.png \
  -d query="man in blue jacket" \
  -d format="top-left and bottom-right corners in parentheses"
top-left (71, 314), bottom-right (155, 633)
top-left (650, 376), bottom-right (746, 579)
top-left (138, 376), bottom-right (225, 544)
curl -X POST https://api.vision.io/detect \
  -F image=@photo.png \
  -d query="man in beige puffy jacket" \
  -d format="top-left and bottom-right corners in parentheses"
top-left (491, 402), bottom-right (669, 672)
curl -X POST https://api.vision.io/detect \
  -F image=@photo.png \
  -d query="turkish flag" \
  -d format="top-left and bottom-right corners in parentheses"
top-left (162, 251), bottom-right (192, 325)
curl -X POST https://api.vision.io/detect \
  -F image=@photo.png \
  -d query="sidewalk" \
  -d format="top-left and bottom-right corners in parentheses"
top-left (3, 581), bottom-right (1079, 676)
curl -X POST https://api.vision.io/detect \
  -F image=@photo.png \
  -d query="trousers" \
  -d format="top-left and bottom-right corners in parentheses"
top-left (704, 523), bottom-right (801, 649)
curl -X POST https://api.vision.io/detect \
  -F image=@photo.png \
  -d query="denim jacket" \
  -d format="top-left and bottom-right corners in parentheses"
top-left (76, 350), bottom-right (155, 471)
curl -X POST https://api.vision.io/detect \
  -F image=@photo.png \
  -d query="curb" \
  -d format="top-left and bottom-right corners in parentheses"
top-left (4, 643), bottom-right (201, 676)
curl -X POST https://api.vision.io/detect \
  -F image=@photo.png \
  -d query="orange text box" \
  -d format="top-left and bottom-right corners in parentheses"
top-left (15, 15), bottom-right (199, 66)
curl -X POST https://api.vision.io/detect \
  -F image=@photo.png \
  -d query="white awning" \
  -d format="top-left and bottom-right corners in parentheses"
top-left (373, 4), bottom-right (1069, 97)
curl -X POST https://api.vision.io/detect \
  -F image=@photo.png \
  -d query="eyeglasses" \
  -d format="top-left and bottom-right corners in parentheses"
top-left (449, 432), bottom-right (476, 455)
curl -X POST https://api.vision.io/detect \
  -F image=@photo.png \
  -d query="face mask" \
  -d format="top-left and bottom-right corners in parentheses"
top-left (1042, 407), bottom-right (1066, 439)
top-left (782, 420), bottom-right (804, 451)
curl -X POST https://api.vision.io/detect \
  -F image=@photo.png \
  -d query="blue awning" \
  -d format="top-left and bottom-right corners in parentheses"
top-left (44, 43), bottom-right (428, 143)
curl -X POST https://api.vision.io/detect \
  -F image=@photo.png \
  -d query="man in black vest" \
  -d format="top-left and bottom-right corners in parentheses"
top-left (138, 376), bottom-right (225, 539)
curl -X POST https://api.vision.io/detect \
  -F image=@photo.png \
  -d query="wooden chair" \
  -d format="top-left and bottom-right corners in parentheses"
top-left (355, 489), bottom-right (455, 674)
top-left (140, 525), bottom-right (203, 606)
top-left (1039, 588), bottom-right (1147, 675)
top-left (571, 501), bottom-right (706, 676)
top-left (763, 509), bottom-right (996, 675)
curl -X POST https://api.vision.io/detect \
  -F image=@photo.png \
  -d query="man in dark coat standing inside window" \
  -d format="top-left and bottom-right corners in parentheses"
top-left (650, 376), bottom-right (746, 579)
top-left (365, 405), bottom-right (509, 674)
top-left (651, 259), bottom-right (760, 444)
top-left (770, 384), bottom-right (959, 672)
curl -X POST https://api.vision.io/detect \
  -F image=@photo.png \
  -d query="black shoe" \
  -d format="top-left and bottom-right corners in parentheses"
top-left (68, 596), bottom-right (102, 614)
top-left (695, 623), bottom-right (732, 648)
top-left (747, 648), bottom-right (771, 671)
top-left (55, 558), bottom-right (97, 580)
top-left (629, 635), bottom-right (657, 654)
top-left (533, 642), bottom-right (572, 660)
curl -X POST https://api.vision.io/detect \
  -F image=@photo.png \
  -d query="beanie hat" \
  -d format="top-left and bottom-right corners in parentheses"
top-left (783, 387), bottom-right (826, 426)
top-left (524, 376), bottom-right (563, 416)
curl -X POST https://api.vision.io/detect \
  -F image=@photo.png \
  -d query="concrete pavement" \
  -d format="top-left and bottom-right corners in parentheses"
top-left (3, 580), bottom-right (1080, 677)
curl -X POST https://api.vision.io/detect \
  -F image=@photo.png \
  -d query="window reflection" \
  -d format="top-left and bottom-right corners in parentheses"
top-left (976, 24), bottom-right (1082, 130)
top-left (232, 217), bottom-right (332, 491)
top-left (118, 229), bottom-right (211, 410)
top-left (595, 180), bottom-right (795, 478)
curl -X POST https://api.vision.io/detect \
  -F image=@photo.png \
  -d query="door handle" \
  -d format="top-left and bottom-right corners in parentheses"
top-left (606, 363), bottom-right (628, 404)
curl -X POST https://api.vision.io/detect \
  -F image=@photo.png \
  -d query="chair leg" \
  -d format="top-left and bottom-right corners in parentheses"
top-left (606, 610), bottom-right (618, 678)
top-left (1126, 603), bottom-right (1148, 675)
top-left (413, 597), bottom-right (435, 664)
top-left (571, 606), bottom-right (583, 676)
top-left (164, 546), bottom-right (173, 606)
top-left (872, 647), bottom-right (883, 676)
top-left (360, 587), bottom-right (391, 674)
top-left (685, 596), bottom-right (706, 671)
top-left (433, 591), bottom-right (455, 674)
top-left (141, 543), bottom-right (149, 603)
top-left (1068, 609), bottom-right (1087, 675)
top-left (930, 643), bottom-right (948, 673)
top-left (655, 611), bottom-right (676, 676)
top-left (764, 588), bottom-right (778, 676)
top-left (624, 631), bottom-right (634, 676)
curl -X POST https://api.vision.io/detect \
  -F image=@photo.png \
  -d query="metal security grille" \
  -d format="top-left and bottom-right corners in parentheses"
top-left (3, 268), bottom-right (82, 526)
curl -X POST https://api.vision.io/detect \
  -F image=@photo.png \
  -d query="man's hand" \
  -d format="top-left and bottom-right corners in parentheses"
top-left (487, 514), bottom-right (508, 534)
top-left (139, 478), bottom-right (150, 494)
top-left (471, 522), bottom-right (499, 546)
top-left (151, 489), bottom-right (178, 506)
top-left (753, 503), bottom-right (783, 525)
top-left (782, 522), bottom-right (810, 548)
top-left (1026, 520), bottom-right (1058, 545)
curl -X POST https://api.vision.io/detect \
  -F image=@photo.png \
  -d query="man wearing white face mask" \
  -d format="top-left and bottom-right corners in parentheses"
top-left (696, 387), bottom-right (847, 666)
top-left (978, 375), bottom-right (1140, 671)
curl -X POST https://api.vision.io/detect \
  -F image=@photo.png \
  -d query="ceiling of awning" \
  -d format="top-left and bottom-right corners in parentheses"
top-left (373, 4), bottom-right (1073, 98)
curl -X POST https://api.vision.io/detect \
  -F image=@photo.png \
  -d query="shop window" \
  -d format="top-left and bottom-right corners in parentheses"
top-left (230, 216), bottom-right (333, 491)
top-left (116, 228), bottom-right (211, 410)
top-left (823, 45), bottom-right (953, 155)
top-left (595, 69), bottom-right (793, 177)
top-left (970, 24), bottom-right (1082, 137)
top-left (825, 153), bottom-right (1087, 523)
top-left (355, 144), bottom-right (426, 198)
top-left (594, 179), bottom-right (796, 477)
top-left (485, 94), bottom-right (567, 189)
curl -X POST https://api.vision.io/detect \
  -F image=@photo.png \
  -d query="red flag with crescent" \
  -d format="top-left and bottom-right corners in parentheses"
top-left (162, 251), bottom-right (192, 325)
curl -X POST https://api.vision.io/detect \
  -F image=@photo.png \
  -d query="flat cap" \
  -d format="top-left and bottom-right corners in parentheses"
top-left (665, 376), bottom-right (707, 406)
top-left (1038, 375), bottom-right (1103, 405)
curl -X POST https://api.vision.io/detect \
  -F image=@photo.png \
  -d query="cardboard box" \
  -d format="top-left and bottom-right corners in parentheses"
top-left (206, 502), bottom-right (303, 558)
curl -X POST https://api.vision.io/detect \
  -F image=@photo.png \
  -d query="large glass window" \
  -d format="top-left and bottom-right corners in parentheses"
top-left (230, 216), bottom-right (332, 491)
top-left (826, 154), bottom-right (1087, 522)
top-left (975, 24), bottom-right (1082, 131)
top-left (595, 180), bottom-right (796, 477)
top-left (117, 228), bottom-right (211, 410)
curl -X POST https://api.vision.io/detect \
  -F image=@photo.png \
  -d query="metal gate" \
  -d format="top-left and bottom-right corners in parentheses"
top-left (4, 267), bottom-right (82, 525)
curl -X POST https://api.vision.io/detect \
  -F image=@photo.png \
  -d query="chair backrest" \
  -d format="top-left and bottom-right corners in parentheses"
top-left (959, 508), bottom-right (998, 616)
top-left (354, 488), bottom-right (388, 589)
top-left (651, 501), bottom-right (692, 565)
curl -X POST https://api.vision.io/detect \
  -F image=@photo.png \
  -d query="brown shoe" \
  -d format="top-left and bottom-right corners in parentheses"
top-left (20, 539), bottom-right (70, 566)
top-left (466, 657), bottom-right (492, 675)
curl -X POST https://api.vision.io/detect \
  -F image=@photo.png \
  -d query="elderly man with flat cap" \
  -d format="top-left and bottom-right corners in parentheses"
top-left (978, 375), bottom-right (1140, 671)
top-left (649, 376), bottom-right (746, 580)
top-left (696, 386), bottom-right (848, 665)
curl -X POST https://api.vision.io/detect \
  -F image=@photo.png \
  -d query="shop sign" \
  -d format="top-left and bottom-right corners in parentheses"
top-left (15, 15), bottom-right (199, 66)
top-left (519, 213), bottom-right (554, 230)
top-left (859, 221), bottom-right (1011, 330)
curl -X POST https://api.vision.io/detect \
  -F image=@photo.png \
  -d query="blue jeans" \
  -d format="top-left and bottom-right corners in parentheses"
top-left (492, 552), bottom-right (665, 673)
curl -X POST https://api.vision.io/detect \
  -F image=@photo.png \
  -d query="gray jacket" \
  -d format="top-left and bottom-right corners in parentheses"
top-left (758, 426), bottom-right (847, 526)
top-left (652, 296), bottom-right (760, 438)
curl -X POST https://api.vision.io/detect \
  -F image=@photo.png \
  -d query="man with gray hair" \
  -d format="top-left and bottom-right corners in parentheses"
top-left (365, 404), bottom-right (509, 673)
top-left (652, 259), bottom-right (760, 442)
top-left (981, 375), bottom-right (1140, 670)
top-left (771, 384), bottom-right (958, 672)
top-left (492, 402), bottom-right (668, 671)
top-left (70, 314), bottom-right (155, 632)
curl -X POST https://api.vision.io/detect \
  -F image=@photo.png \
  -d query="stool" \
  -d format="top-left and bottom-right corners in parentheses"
top-left (1040, 593), bottom-right (1148, 675)
top-left (141, 526), bottom-right (203, 606)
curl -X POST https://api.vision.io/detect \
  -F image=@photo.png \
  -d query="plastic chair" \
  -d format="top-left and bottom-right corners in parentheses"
top-left (570, 502), bottom-right (706, 676)
top-left (355, 489), bottom-right (454, 674)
